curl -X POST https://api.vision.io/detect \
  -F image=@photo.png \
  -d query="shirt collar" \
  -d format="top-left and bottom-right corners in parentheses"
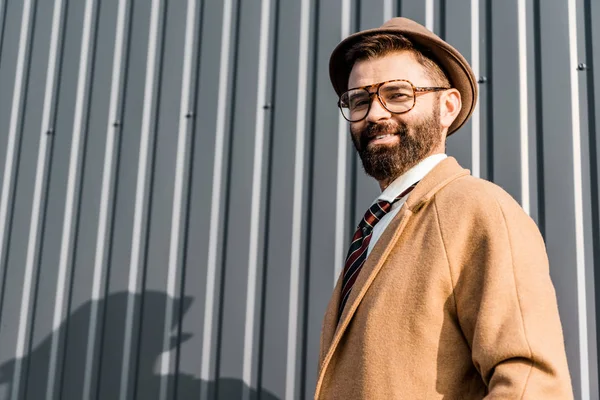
top-left (377, 153), bottom-right (448, 203)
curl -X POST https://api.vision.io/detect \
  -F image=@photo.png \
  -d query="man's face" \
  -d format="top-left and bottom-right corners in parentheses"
top-left (347, 51), bottom-right (444, 183)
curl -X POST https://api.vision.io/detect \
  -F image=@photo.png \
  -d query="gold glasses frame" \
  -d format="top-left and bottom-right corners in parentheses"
top-left (338, 79), bottom-right (450, 122)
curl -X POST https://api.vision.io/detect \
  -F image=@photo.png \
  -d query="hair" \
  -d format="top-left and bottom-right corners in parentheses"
top-left (345, 33), bottom-right (450, 87)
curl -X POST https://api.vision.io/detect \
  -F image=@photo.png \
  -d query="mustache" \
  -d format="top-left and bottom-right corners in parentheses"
top-left (359, 122), bottom-right (408, 148)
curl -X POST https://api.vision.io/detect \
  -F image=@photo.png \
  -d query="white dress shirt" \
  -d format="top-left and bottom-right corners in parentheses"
top-left (367, 153), bottom-right (447, 256)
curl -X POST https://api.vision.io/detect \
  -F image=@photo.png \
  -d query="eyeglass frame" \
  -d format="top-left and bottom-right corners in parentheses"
top-left (337, 79), bottom-right (451, 122)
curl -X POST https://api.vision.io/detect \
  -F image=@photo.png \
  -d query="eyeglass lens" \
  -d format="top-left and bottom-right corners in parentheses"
top-left (339, 80), bottom-right (415, 122)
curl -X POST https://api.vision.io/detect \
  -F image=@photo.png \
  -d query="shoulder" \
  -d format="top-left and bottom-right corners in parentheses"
top-left (430, 174), bottom-right (548, 270)
top-left (431, 174), bottom-right (538, 234)
top-left (434, 175), bottom-right (522, 215)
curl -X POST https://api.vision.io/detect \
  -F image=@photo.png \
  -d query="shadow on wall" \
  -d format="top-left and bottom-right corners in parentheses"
top-left (0, 291), bottom-right (279, 400)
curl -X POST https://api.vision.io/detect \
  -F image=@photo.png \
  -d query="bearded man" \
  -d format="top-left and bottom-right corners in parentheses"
top-left (314, 17), bottom-right (573, 399)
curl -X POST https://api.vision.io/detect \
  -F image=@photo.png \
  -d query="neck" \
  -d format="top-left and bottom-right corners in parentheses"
top-left (378, 177), bottom-right (394, 191)
top-left (377, 150), bottom-right (446, 191)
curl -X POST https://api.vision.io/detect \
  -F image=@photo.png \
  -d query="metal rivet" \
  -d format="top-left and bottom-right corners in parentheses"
top-left (113, 120), bottom-right (121, 127)
top-left (577, 63), bottom-right (587, 71)
top-left (263, 103), bottom-right (272, 110)
top-left (477, 76), bottom-right (488, 84)
top-left (46, 129), bottom-right (54, 135)
top-left (185, 112), bottom-right (194, 119)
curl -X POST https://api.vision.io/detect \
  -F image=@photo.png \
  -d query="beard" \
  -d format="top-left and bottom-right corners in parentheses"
top-left (350, 107), bottom-right (442, 182)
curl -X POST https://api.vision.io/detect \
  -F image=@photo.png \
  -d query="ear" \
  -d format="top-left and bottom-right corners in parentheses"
top-left (439, 89), bottom-right (461, 131)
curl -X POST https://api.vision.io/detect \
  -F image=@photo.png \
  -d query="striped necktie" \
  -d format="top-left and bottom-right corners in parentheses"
top-left (339, 182), bottom-right (418, 316)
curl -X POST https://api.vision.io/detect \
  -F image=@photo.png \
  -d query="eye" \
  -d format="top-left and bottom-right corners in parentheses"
top-left (353, 99), bottom-right (369, 107)
top-left (348, 96), bottom-right (369, 109)
top-left (389, 93), bottom-right (408, 100)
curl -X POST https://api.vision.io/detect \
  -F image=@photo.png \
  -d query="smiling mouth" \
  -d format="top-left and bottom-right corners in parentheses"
top-left (367, 133), bottom-right (398, 145)
top-left (373, 134), bottom-right (394, 140)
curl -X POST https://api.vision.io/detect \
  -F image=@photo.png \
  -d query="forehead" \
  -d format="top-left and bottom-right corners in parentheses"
top-left (347, 51), bottom-right (430, 89)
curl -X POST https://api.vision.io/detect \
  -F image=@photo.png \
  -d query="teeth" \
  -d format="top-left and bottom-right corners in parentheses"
top-left (375, 134), bottom-right (391, 140)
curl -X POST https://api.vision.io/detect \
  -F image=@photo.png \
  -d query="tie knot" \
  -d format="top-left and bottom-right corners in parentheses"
top-left (359, 181), bottom-right (419, 234)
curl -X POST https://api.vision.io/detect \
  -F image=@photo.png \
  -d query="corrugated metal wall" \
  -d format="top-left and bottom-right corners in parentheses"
top-left (0, 0), bottom-right (598, 399)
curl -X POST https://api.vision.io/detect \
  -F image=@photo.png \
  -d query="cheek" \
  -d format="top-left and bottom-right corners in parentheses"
top-left (350, 122), bottom-right (365, 137)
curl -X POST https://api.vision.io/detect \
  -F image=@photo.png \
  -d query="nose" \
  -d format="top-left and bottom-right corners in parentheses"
top-left (365, 94), bottom-right (392, 123)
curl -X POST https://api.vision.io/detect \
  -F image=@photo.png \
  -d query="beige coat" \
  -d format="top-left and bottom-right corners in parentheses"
top-left (315, 157), bottom-right (572, 399)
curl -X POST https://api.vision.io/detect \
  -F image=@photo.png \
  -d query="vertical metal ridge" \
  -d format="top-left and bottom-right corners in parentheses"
top-left (582, 6), bottom-right (600, 386)
top-left (532, 0), bottom-right (545, 235)
top-left (425, 0), bottom-right (434, 31)
top-left (119, 0), bottom-right (163, 398)
top-left (384, 0), bottom-right (393, 21)
top-left (470, 0), bottom-right (480, 178)
top-left (47, 1), bottom-right (97, 399)
top-left (517, 0), bottom-right (530, 214)
top-left (0, 0), bottom-right (34, 322)
top-left (158, 1), bottom-right (197, 399)
top-left (132, 1), bottom-right (169, 395)
top-left (286, 0), bottom-right (310, 397)
top-left (201, 0), bottom-right (234, 392)
top-left (12, 0), bottom-right (65, 398)
top-left (256, 0), bottom-right (280, 394)
top-left (0, 0), bottom-right (7, 62)
top-left (567, 0), bottom-right (590, 396)
top-left (300, 2), bottom-right (320, 397)
top-left (485, 0), bottom-right (494, 182)
top-left (83, 0), bottom-right (130, 398)
top-left (242, 0), bottom-right (271, 397)
top-left (214, 0), bottom-right (242, 395)
top-left (349, 0), bottom-right (359, 239)
top-left (171, 0), bottom-right (205, 394)
top-left (334, 0), bottom-right (351, 282)
top-left (438, 0), bottom-right (446, 40)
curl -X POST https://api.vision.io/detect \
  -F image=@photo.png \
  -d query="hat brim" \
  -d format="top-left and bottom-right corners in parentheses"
top-left (329, 18), bottom-right (477, 136)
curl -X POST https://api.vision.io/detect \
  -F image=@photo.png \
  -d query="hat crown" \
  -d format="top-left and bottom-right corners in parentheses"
top-left (328, 17), bottom-right (478, 136)
top-left (381, 17), bottom-right (430, 33)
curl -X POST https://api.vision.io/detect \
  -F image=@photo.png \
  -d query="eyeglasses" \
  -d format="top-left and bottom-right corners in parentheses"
top-left (338, 79), bottom-right (450, 122)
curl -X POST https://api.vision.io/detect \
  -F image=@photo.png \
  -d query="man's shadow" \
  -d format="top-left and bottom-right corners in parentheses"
top-left (0, 291), bottom-right (279, 400)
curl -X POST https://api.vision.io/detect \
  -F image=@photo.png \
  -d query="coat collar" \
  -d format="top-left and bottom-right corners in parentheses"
top-left (315, 157), bottom-right (470, 399)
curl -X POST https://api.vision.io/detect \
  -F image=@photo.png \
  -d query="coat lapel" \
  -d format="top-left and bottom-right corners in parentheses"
top-left (319, 270), bottom-right (342, 363)
top-left (336, 205), bottom-right (411, 327)
top-left (315, 157), bottom-right (470, 399)
top-left (318, 205), bottom-right (412, 362)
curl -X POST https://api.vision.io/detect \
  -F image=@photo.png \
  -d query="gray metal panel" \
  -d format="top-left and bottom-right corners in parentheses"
top-left (0, 0), bottom-right (23, 230)
top-left (303, 1), bottom-right (351, 397)
top-left (478, 0), bottom-right (491, 182)
top-left (537, 0), bottom-right (583, 397)
top-left (400, 0), bottom-right (426, 26)
top-left (352, 0), bottom-right (387, 230)
top-left (0, 0), bottom-right (27, 327)
top-left (489, 0), bottom-right (522, 202)
top-left (0, 0), bottom-right (54, 398)
top-left (0, 1), bottom-right (599, 399)
top-left (215, 0), bottom-right (263, 398)
top-left (59, 0), bottom-right (121, 398)
top-left (96, 0), bottom-right (152, 398)
top-left (0, 0), bottom-right (7, 61)
top-left (444, 0), bottom-right (473, 171)
top-left (525, 0), bottom-right (540, 225)
top-left (260, 0), bottom-right (299, 396)
top-left (577, 0), bottom-right (599, 396)
top-left (588, 0), bottom-right (600, 395)
top-left (133, 0), bottom-right (187, 398)
top-left (177, 0), bottom-right (237, 398)
top-left (25, 0), bottom-right (85, 398)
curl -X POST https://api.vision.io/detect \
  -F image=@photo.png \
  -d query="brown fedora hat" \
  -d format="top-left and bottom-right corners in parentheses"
top-left (329, 17), bottom-right (477, 136)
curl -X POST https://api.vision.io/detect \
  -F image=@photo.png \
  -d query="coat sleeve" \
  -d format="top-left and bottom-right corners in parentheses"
top-left (435, 187), bottom-right (573, 399)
